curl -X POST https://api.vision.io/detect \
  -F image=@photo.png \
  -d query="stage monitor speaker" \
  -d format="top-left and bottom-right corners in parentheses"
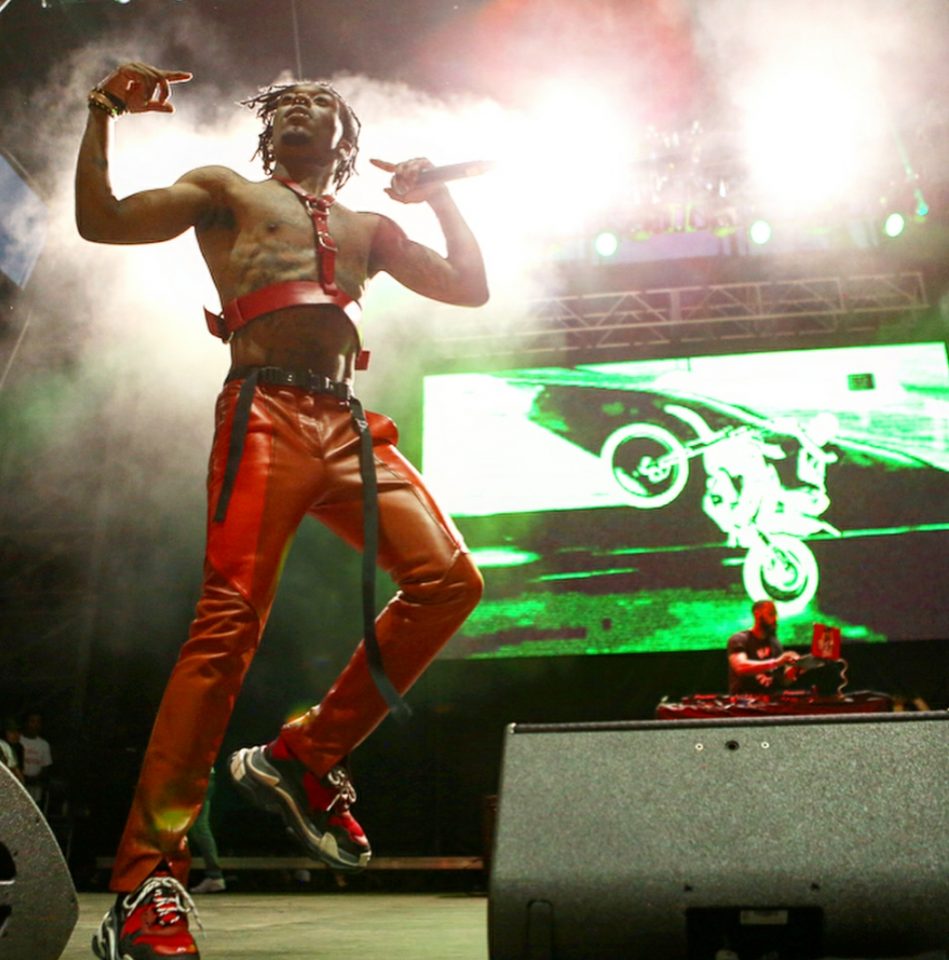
top-left (0, 762), bottom-right (78, 960)
top-left (488, 711), bottom-right (949, 960)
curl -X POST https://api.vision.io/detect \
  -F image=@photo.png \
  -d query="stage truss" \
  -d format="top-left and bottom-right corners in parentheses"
top-left (433, 271), bottom-right (933, 359)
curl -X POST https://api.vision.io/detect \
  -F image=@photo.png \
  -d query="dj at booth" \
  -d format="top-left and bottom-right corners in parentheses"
top-left (656, 600), bottom-right (892, 720)
top-left (727, 600), bottom-right (844, 697)
top-left (727, 599), bottom-right (844, 698)
top-left (727, 599), bottom-right (801, 693)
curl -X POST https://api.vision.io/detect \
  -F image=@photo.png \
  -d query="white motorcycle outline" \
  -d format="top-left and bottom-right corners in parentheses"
top-left (600, 403), bottom-right (840, 615)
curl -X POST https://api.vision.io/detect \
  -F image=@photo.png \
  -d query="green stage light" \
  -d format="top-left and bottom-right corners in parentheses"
top-left (883, 212), bottom-right (906, 238)
top-left (749, 219), bottom-right (772, 245)
top-left (593, 231), bottom-right (620, 258)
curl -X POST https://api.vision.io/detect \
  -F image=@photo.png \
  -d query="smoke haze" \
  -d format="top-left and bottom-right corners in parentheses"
top-left (0, 0), bottom-right (946, 665)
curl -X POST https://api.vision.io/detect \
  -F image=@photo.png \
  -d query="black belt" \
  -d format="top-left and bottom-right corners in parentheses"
top-left (214, 365), bottom-right (409, 721)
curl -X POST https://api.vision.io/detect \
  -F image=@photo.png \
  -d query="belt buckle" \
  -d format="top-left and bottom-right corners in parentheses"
top-left (302, 371), bottom-right (325, 394)
top-left (277, 368), bottom-right (349, 403)
top-left (314, 377), bottom-right (349, 403)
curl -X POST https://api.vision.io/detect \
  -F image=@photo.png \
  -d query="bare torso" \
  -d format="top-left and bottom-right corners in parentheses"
top-left (193, 169), bottom-right (381, 382)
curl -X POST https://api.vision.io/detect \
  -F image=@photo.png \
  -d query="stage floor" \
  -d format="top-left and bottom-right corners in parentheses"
top-left (63, 891), bottom-right (488, 960)
top-left (58, 891), bottom-right (949, 960)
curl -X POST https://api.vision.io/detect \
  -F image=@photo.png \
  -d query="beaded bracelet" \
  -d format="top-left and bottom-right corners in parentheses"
top-left (87, 87), bottom-right (127, 118)
top-left (99, 87), bottom-right (128, 114)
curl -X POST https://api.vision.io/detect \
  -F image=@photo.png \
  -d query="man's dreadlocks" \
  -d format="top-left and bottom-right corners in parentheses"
top-left (240, 81), bottom-right (361, 191)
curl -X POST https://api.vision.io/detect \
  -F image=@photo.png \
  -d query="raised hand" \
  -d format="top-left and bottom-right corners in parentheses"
top-left (369, 157), bottom-right (445, 204)
top-left (96, 62), bottom-right (193, 115)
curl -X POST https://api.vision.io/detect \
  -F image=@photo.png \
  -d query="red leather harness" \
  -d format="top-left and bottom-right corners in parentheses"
top-left (204, 176), bottom-right (370, 370)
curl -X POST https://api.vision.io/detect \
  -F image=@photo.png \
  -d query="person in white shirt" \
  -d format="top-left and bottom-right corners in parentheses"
top-left (19, 710), bottom-right (52, 805)
top-left (1, 716), bottom-right (25, 784)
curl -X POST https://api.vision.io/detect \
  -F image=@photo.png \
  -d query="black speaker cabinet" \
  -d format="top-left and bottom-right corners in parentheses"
top-left (0, 762), bottom-right (78, 960)
top-left (488, 711), bottom-right (949, 960)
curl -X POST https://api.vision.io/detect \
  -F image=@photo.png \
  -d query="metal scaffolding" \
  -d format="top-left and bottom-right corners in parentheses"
top-left (433, 271), bottom-right (932, 359)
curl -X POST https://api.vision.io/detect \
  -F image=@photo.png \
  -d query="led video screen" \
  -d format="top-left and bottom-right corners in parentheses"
top-left (422, 341), bottom-right (949, 658)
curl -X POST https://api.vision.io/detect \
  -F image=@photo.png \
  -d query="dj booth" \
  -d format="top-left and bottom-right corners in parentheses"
top-left (655, 689), bottom-right (894, 719)
top-left (655, 623), bottom-right (895, 719)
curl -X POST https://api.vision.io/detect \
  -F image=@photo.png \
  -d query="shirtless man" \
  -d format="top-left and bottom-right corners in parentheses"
top-left (77, 62), bottom-right (486, 960)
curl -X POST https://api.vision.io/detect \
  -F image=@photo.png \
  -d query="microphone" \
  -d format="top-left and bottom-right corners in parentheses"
top-left (415, 160), bottom-right (495, 185)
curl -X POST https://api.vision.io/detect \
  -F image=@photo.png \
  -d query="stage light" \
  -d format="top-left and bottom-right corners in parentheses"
top-left (593, 230), bottom-right (620, 258)
top-left (712, 207), bottom-right (738, 237)
top-left (738, 44), bottom-right (888, 219)
top-left (749, 219), bottom-right (772, 245)
top-left (495, 78), bottom-right (639, 236)
top-left (883, 212), bottom-right (906, 238)
top-left (628, 215), bottom-right (651, 241)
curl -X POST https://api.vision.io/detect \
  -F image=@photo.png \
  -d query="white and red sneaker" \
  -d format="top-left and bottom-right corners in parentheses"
top-left (93, 869), bottom-right (200, 959)
top-left (229, 745), bottom-right (371, 872)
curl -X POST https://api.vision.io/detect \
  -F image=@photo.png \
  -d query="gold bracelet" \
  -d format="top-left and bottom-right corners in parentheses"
top-left (87, 87), bottom-right (128, 117)
top-left (97, 86), bottom-right (128, 115)
top-left (87, 89), bottom-right (119, 117)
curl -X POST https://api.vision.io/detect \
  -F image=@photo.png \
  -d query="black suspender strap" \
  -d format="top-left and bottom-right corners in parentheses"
top-left (213, 368), bottom-right (260, 523)
top-left (349, 395), bottom-right (411, 721)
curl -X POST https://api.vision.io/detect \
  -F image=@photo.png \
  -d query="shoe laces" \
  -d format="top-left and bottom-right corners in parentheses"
top-left (324, 765), bottom-right (357, 811)
top-left (122, 874), bottom-right (203, 932)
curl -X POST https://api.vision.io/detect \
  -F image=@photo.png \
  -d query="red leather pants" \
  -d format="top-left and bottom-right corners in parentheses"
top-left (110, 379), bottom-right (483, 891)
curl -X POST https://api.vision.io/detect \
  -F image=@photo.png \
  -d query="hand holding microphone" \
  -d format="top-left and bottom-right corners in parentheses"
top-left (370, 157), bottom-right (494, 203)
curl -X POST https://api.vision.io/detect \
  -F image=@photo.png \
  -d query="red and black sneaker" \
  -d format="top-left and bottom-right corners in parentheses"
top-left (229, 745), bottom-right (371, 872)
top-left (92, 869), bottom-right (200, 959)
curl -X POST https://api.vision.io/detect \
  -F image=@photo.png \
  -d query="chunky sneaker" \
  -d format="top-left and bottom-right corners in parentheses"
top-left (92, 870), bottom-right (200, 959)
top-left (229, 745), bottom-right (371, 872)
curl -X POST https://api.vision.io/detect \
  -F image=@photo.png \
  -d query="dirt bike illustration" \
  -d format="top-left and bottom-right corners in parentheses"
top-left (737, 517), bottom-right (835, 616)
top-left (600, 415), bottom-right (728, 509)
top-left (600, 406), bottom-right (839, 614)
